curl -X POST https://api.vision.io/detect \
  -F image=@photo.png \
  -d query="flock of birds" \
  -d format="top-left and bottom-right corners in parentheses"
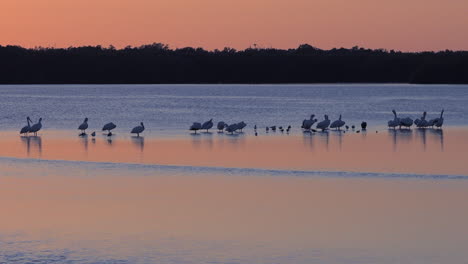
top-left (189, 109), bottom-right (445, 135)
top-left (20, 117), bottom-right (146, 137)
top-left (387, 109), bottom-right (444, 129)
top-left (190, 114), bottom-right (366, 136)
top-left (18, 109), bottom-right (445, 137)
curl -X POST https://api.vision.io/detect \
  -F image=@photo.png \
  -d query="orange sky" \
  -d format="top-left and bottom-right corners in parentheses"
top-left (1, 0), bottom-right (467, 51)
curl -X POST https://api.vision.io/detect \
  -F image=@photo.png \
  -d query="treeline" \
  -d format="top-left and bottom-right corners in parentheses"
top-left (0, 43), bottom-right (467, 84)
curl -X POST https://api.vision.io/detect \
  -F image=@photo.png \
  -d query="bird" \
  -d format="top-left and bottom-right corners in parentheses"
top-left (131, 122), bottom-right (145, 137)
top-left (361, 121), bottom-right (367, 130)
top-left (217, 121), bottom-right (227, 132)
top-left (91, 131), bottom-right (96, 137)
top-left (78, 117), bottom-right (89, 135)
top-left (316, 115), bottom-right (331, 131)
top-left (388, 110), bottom-right (400, 129)
top-left (20, 116), bottom-right (32, 135)
top-left (330, 114), bottom-right (345, 130)
top-left (225, 123), bottom-right (238, 134)
top-left (279, 126), bottom-right (284, 133)
top-left (190, 122), bottom-right (202, 134)
top-left (270, 126), bottom-right (276, 132)
top-left (302, 115), bottom-right (317, 130)
top-left (435, 109), bottom-right (444, 129)
top-left (254, 124), bottom-right (257, 130)
top-left (29, 118), bottom-right (43, 136)
top-left (237, 121), bottom-right (247, 132)
top-left (266, 127), bottom-right (269, 133)
top-left (102, 122), bottom-right (117, 136)
top-left (201, 119), bottom-right (213, 132)
top-left (345, 125), bottom-right (349, 130)
top-left (351, 125), bottom-right (355, 130)
top-left (399, 116), bottom-right (413, 129)
top-left (416, 112), bottom-right (428, 128)
top-left (286, 125), bottom-right (291, 133)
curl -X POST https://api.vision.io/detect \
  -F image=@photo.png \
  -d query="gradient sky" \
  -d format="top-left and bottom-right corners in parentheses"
top-left (1, 0), bottom-right (467, 51)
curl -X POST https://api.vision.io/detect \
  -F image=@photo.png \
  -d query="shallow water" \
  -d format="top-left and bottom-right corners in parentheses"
top-left (1, 84), bottom-right (468, 264)
top-left (0, 84), bottom-right (467, 135)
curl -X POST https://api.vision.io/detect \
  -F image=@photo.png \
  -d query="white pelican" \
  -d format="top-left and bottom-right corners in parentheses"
top-left (190, 122), bottom-right (202, 133)
top-left (416, 112), bottom-right (428, 128)
top-left (102, 122), bottom-right (117, 136)
top-left (387, 110), bottom-right (399, 129)
top-left (217, 121), bottom-right (227, 132)
top-left (225, 123), bottom-right (238, 134)
top-left (201, 119), bottom-right (213, 132)
top-left (131, 122), bottom-right (145, 137)
top-left (435, 109), bottom-right (444, 128)
top-left (316, 115), bottom-right (331, 131)
top-left (237, 121), bottom-right (247, 132)
top-left (302, 115), bottom-right (317, 130)
top-left (20, 116), bottom-right (32, 135)
top-left (30, 118), bottom-right (43, 136)
top-left (78, 118), bottom-right (89, 134)
top-left (330, 115), bottom-right (345, 130)
top-left (399, 116), bottom-right (413, 129)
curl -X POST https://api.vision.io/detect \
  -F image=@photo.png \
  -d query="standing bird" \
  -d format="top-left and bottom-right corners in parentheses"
top-left (387, 110), bottom-right (400, 129)
top-left (131, 122), bottom-right (145, 137)
top-left (270, 126), bottom-right (276, 132)
top-left (237, 121), bottom-right (247, 132)
top-left (91, 131), bottom-right (96, 137)
top-left (20, 116), bottom-right (32, 135)
top-left (190, 122), bottom-right (202, 134)
top-left (78, 117), bottom-right (89, 135)
top-left (102, 122), bottom-right (117, 136)
top-left (225, 123), bottom-right (239, 134)
top-left (330, 115), bottom-right (346, 130)
top-left (201, 119), bottom-right (213, 132)
top-left (30, 118), bottom-right (43, 136)
top-left (302, 115), bottom-right (317, 130)
top-left (266, 127), bottom-right (269, 133)
top-left (217, 121), bottom-right (227, 132)
top-left (416, 112), bottom-right (428, 128)
top-left (286, 125), bottom-right (291, 133)
top-left (435, 109), bottom-right (444, 129)
top-left (316, 115), bottom-right (331, 131)
top-left (399, 116), bottom-right (413, 129)
top-left (361, 121), bottom-right (367, 130)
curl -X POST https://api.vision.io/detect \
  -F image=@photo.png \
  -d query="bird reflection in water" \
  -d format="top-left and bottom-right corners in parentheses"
top-left (317, 131), bottom-right (330, 151)
top-left (388, 129), bottom-right (412, 152)
top-left (191, 131), bottom-right (213, 150)
top-left (21, 136), bottom-right (42, 157)
top-left (302, 131), bottom-right (315, 150)
top-left (330, 130), bottom-right (344, 151)
top-left (131, 136), bottom-right (145, 152)
top-left (415, 128), bottom-right (427, 151)
top-left (415, 128), bottom-right (444, 152)
top-left (80, 135), bottom-right (89, 152)
top-left (428, 129), bottom-right (444, 151)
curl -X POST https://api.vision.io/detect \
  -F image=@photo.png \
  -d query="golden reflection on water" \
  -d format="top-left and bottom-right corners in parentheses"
top-left (0, 128), bottom-right (465, 175)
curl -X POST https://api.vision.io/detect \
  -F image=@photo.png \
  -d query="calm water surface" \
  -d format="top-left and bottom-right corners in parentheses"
top-left (0, 84), bottom-right (467, 135)
top-left (1, 84), bottom-right (468, 264)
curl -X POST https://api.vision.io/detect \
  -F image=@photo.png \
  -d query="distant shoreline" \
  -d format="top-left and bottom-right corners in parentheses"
top-left (1, 43), bottom-right (467, 84)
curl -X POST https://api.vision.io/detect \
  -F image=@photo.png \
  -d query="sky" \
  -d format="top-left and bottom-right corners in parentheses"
top-left (0, 0), bottom-right (467, 51)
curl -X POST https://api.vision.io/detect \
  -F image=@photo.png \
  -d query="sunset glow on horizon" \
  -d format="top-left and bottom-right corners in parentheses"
top-left (1, 0), bottom-right (467, 51)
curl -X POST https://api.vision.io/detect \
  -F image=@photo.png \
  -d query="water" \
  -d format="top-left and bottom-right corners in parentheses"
top-left (0, 84), bottom-right (467, 135)
top-left (1, 84), bottom-right (468, 264)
